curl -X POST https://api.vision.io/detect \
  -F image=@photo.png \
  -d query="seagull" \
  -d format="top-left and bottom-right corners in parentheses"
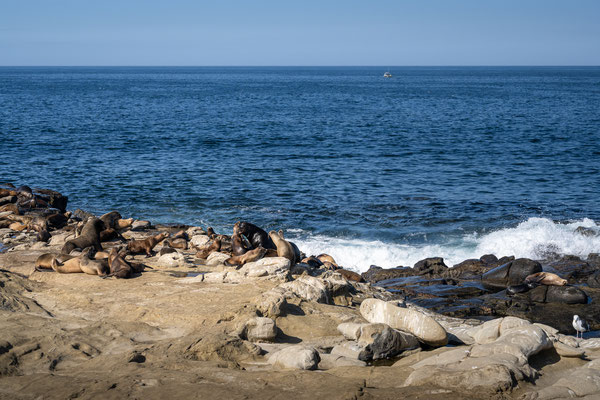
top-left (573, 315), bottom-right (590, 339)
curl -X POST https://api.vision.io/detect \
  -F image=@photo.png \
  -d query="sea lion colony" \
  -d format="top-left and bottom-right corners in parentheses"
top-left (4, 184), bottom-right (600, 399)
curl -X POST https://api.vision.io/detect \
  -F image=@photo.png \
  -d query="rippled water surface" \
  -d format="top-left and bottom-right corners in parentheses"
top-left (1, 67), bottom-right (599, 269)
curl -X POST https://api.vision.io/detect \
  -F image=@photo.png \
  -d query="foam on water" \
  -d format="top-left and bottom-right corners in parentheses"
top-left (291, 218), bottom-right (600, 273)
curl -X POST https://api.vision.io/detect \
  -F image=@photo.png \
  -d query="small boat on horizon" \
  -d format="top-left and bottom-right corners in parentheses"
top-left (383, 71), bottom-right (392, 78)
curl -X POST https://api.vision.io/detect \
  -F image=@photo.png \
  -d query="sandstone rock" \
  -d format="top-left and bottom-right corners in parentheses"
top-left (186, 226), bottom-right (206, 237)
top-left (268, 346), bottom-right (320, 370)
top-left (254, 293), bottom-right (287, 318)
top-left (156, 252), bottom-right (184, 268)
top-left (238, 257), bottom-right (290, 278)
top-left (553, 341), bottom-right (585, 358)
top-left (190, 234), bottom-right (210, 248)
top-left (360, 298), bottom-right (448, 347)
top-left (131, 220), bottom-right (151, 231)
top-left (337, 322), bottom-right (363, 340)
top-left (203, 271), bottom-right (227, 283)
top-left (469, 324), bottom-right (551, 363)
top-left (357, 323), bottom-right (419, 361)
top-left (237, 317), bottom-right (277, 342)
top-left (205, 251), bottom-right (230, 266)
top-left (277, 275), bottom-right (330, 303)
top-left (467, 318), bottom-right (502, 344)
top-left (185, 334), bottom-right (261, 363)
top-left (330, 341), bottom-right (364, 360)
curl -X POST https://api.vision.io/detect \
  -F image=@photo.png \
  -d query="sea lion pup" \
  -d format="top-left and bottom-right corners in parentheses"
top-left (317, 254), bottom-right (338, 268)
top-left (224, 247), bottom-right (268, 267)
top-left (301, 256), bottom-right (324, 268)
top-left (194, 238), bottom-right (222, 259)
top-left (164, 238), bottom-right (188, 250)
top-left (268, 230), bottom-right (296, 264)
top-left (206, 227), bottom-right (216, 238)
top-left (99, 211), bottom-right (122, 230)
top-left (525, 272), bottom-right (568, 286)
top-left (107, 247), bottom-right (133, 279)
top-left (126, 232), bottom-right (169, 257)
top-left (35, 253), bottom-right (76, 271)
top-left (61, 218), bottom-right (105, 254)
top-left (79, 247), bottom-right (108, 276)
top-left (232, 221), bottom-right (276, 250)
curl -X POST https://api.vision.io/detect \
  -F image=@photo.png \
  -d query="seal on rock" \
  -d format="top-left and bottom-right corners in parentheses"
top-left (525, 272), bottom-right (568, 286)
top-left (126, 232), bottom-right (169, 257)
top-left (225, 247), bottom-right (268, 267)
top-left (99, 211), bottom-right (122, 230)
top-left (194, 238), bottom-right (221, 259)
top-left (231, 233), bottom-right (251, 256)
top-left (35, 253), bottom-right (76, 271)
top-left (61, 218), bottom-right (105, 254)
top-left (164, 238), bottom-right (188, 250)
top-left (79, 247), bottom-right (108, 276)
top-left (233, 221), bottom-right (276, 250)
top-left (108, 247), bottom-right (133, 278)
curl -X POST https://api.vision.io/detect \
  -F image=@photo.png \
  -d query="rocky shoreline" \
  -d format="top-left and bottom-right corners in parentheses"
top-left (1, 185), bottom-right (600, 399)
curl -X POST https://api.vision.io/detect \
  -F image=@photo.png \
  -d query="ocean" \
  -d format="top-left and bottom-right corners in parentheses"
top-left (1, 66), bottom-right (599, 271)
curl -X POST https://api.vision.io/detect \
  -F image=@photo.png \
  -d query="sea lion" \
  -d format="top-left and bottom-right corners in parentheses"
top-left (79, 247), bottom-right (108, 276)
top-left (0, 203), bottom-right (19, 214)
top-left (524, 272), bottom-right (568, 286)
top-left (45, 213), bottom-right (68, 230)
top-left (231, 233), bottom-right (251, 256)
top-left (224, 247), bottom-right (268, 267)
top-left (317, 254), bottom-right (338, 267)
top-left (27, 215), bottom-right (47, 233)
top-left (506, 283), bottom-right (535, 295)
top-left (206, 227), bottom-right (216, 238)
top-left (232, 221), bottom-right (276, 250)
top-left (94, 251), bottom-right (110, 259)
top-left (172, 230), bottom-right (189, 240)
top-left (126, 232), bottom-right (169, 257)
top-left (268, 230), bottom-right (296, 264)
top-left (37, 229), bottom-right (51, 242)
top-left (301, 256), bottom-right (323, 268)
top-left (52, 256), bottom-right (83, 273)
top-left (337, 269), bottom-right (364, 282)
top-left (116, 218), bottom-right (134, 230)
top-left (108, 247), bottom-right (133, 278)
top-left (61, 218), bottom-right (105, 254)
top-left (99, 211), bottom-right (122, 230)
top-left (194, 238), bottom-right (221, 259)
top-left (9, 222), bottom-right (26, 231)
top-left (99, 228), bottom-right (126, 242)
top-left (164, 238), bottom-right (188, 250)
top-left (35, 253), bottom-right (76, 271)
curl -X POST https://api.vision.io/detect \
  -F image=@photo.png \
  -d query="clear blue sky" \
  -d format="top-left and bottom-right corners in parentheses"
top-left (1, 0), bottom-right (598, 66)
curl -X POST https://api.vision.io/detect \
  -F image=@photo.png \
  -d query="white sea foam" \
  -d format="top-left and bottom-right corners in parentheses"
top-left (291, 218), bottom-right (600, 273)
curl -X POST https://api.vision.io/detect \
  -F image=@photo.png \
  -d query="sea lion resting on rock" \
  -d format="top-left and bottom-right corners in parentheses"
top-left (62, 218), bottom-right (105, 254)
top-left (99, 211), bottom-right (122, 230)
top-left (525, 272), bottom-right (568, 286)
top-left (127, 232), bottom-right (169, 257)
top-left (233, 221), bottom-right (276, 250)
top-left (337, 269), bottom-right (363, 282)
top-left (35, 253), bottom-right (76, 271)
top-left (99, 228), bottom-right (126, 242)
top-left (108, 247), bottom-right (133, 278)
top-left (164, 238), bottom-right (188, 250)
top-left (51, 248), bottom-right (106, 276)
top-left (231, 233), bottom-right (251, 256)
top-left (194, 238), bottom-right (221, 259)
top-left (225, 247), bottom-right (268, 267)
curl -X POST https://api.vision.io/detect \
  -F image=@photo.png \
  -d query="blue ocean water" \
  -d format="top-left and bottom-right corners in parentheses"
top-left (1, 67), bottom-right (599, 270)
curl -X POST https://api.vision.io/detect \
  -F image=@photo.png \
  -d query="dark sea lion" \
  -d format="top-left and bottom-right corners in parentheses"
top-left (194, 238), bottom-right (221, 259)
top-left (99, 211), bottom-right (122, 230)
top-left (164, 238), bottom-right (188, 250)
top-left (231, 233), bottom-right (251, 256)
top-left (224, 247), bottom-right (268, 267)
top-left (172, 230), bottom-right (189, 240)
top-left (79, 247), bottom-right (108, 276)
top-left (45, 213), bottom-right (68, 230)
top-left (126, 232), bottom-right (169, 257)
top-left (35, 253), bottom-right (76, 271)
top-left (233, 221), bottom-right (276, 250)
top-left (99, 228), bottom-right (126, 242)
top-left (27, 216), bottom-right (47, 233)
top-left (301, 256), bottom-right (323, 268)
top-left (37, 229), bottom-right (51, 242)
top-left (268, 230), bottom-right (296, 264)
top-left (506, 284), bottom-right (534, 295)
top-left (61, 218), bottom-right (105, 254)
top-left (525, 272), bottom-right (568, 286)
top-left (337, 269), bottom-right (364, 282)
top-left (108, 247), bottom-right (133, 278)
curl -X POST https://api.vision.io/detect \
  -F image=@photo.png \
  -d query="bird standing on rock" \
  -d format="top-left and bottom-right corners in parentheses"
top-left (573, 315), bottom-right (590, 339)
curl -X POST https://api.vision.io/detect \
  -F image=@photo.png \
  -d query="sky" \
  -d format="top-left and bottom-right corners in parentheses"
top-left (0, 0), bottom-right (599, 66)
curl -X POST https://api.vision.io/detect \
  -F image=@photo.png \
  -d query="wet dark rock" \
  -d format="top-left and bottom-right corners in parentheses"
top-left (45, 213), bottom-right (68, 230)
top-left (34, 189), bottom-right (68, 213)
top-left (361, 265), bottom-right (414, 283)
top-left (575, 226), bottom-right (597, 237)
top-left (413, 257), bottom-right (448, 275)
top-left (482, 258), bottom-right (542, 291)
top-left (479, 254), bottom-right (498, 265)
top-left (543, 255), bottom-right (594, 283)
top-left (73, 209), bottom-right (95, 221)
top-left (588, 253), bottom-right (600, 265)
top-left (447, 259), bottom-right (492, 278)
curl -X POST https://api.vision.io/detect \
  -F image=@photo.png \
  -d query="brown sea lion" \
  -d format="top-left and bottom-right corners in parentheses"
top-left (126, 232), bottom-right (169, 257)
top-left (231, 233), bottom-right (251, 256)
top-left (0, 203), bottom-right (19, 214)
top-left (99, 228), bottom-right (126, 242)
top-left (94, 251), bottom-right (110, 259)
top-left (232, 221), bottom-right (276, 250)
top-left (164, 238), bottom-right (188, 250)
top-left (524, 272), bottom-right (568, 286)
top-left (172, 230), bottom-right (189, 240)
top-left (37, 229), bottom-right (51, 242)
top-left (9, 222), bottom-right (26, 231)
top-left (317, 254), bottom-right (338, 267)
top-left (301, 256), bottom-right (323, 268)
top-left (52, 256), bottom-right (83, 273)
top-left (268, 230), bottom-right (296, 264)
top-left (194, 238), bottom-right (221, 259)
top-left (108, 247), bottom-right (133, 278)
top-left (79, 247), bottom-right (108, 276)
top-left (27, 216), bottom-right (47, 233)
top-left (116, 218), bottom-right (134, 230)
top-left (35, 253), bottom-right (76, 271)
top-left (99, 211), bottom-right (122, 230)
top-left (206, 227), bottom-right (216, 238)
top-left (61, 218), bottom-right (105, 254)
top-left (46, 213), bottom-right (68, 230)
top-left (224, 246), bottom-right (268, 267)
top-left (337, 269), bottom-right (364, 282)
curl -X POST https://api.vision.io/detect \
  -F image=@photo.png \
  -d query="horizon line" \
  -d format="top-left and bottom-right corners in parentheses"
top-left (1, 65), bottom-right (599, 68)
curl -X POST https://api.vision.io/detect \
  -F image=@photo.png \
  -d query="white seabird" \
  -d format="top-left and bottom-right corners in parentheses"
top-left (573, 314), bottom-right (590, 339)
